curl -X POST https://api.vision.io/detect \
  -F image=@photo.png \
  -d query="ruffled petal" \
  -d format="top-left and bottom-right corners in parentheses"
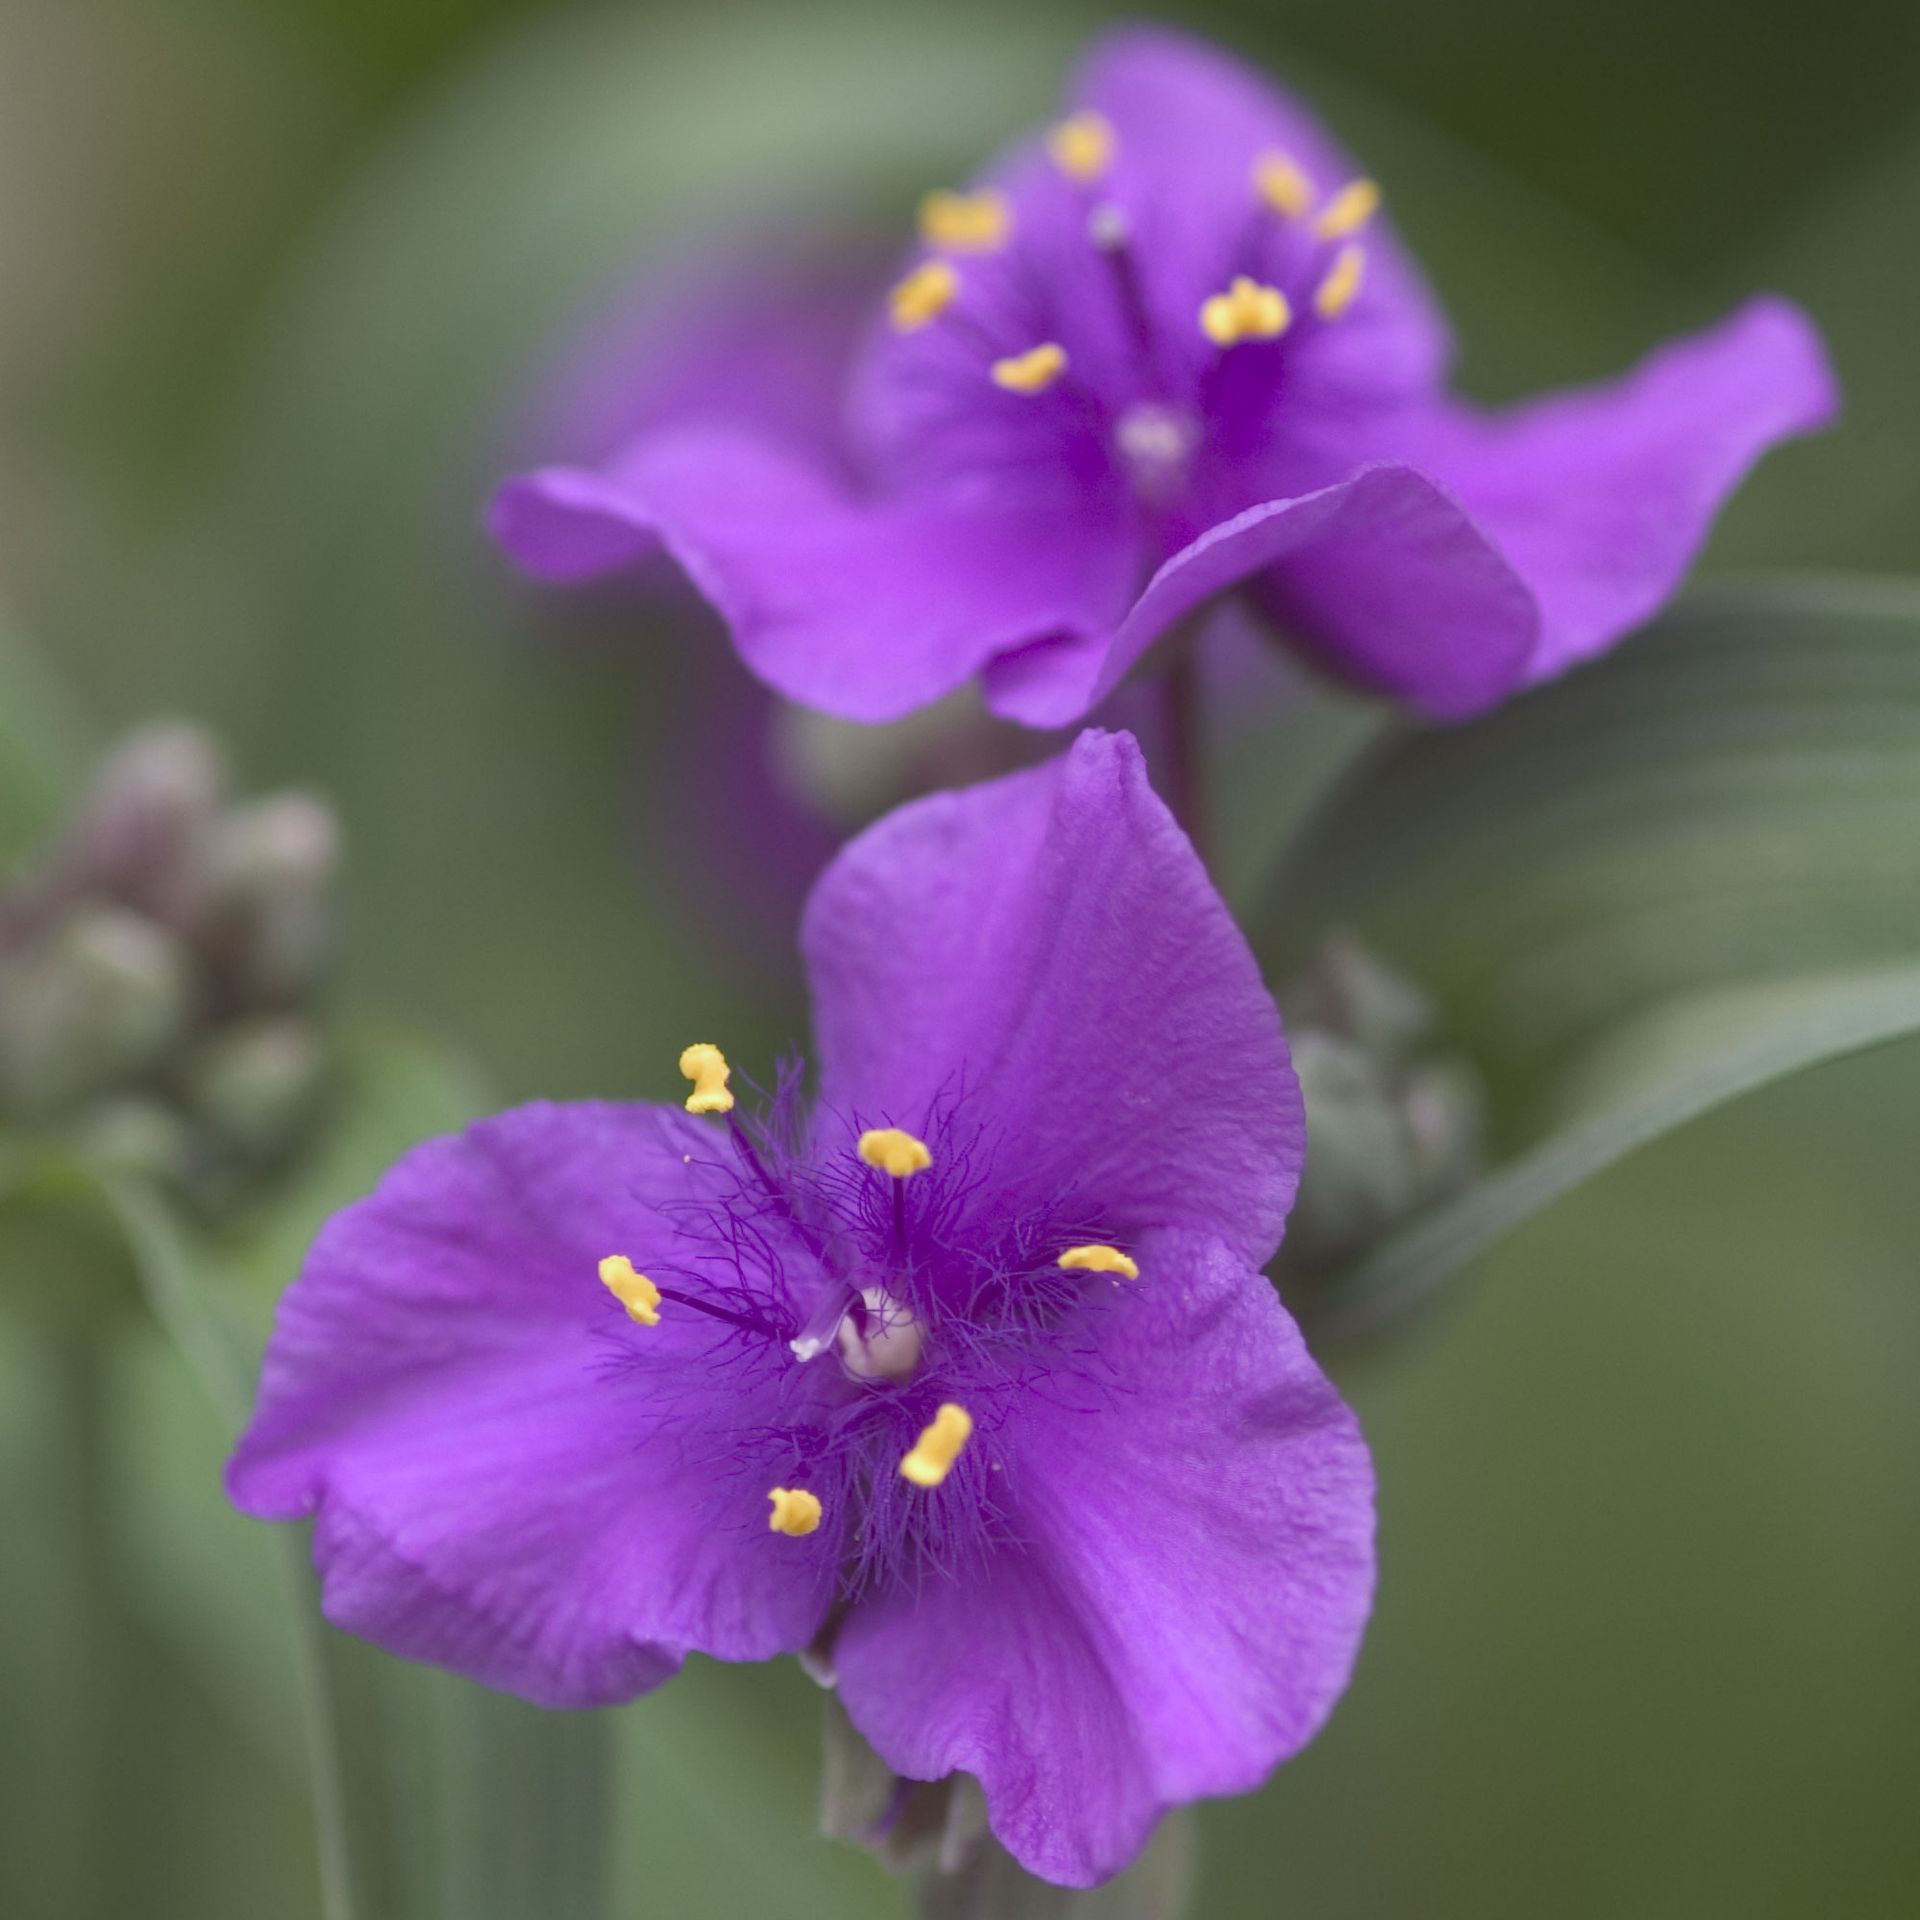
top-left (1405, 295), bottom-right (1839, 687)
top-left (489, 429), bottom-right (1140, 725)
top-left (986, 464), bottom-right (1539, 727)
top-left (228, 1101), bottom-right (837, 1707)
top-left (801, 729), bottom-right (1300, 1266)
top-left (833, 1229), bottom-right (1374, 1887)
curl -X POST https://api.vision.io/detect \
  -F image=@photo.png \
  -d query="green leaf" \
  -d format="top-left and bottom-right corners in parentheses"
top-left (1257, 576), bottom-right (1920, 1328)
top-left (0, 612), bottom-right (93, 863)
top-left (87, 1026), bottom-right (614, 1920)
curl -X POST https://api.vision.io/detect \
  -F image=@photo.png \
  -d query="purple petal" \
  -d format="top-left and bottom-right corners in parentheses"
top-left (987, 464), bottom-right (1539, 727)
top-left (833, 1229), bottom-right (1375, 1887)
top-left (228, 1101), bottom-right (836, 1706)
top-left (510, 239), bottom-right (876, 472)
top-left (489, 430), bottom-right (1140, 725)
top-left (802, 729), bottom-right (1301, 1266)
top-left (1404, 296), bottom-right (1839, 688)
top-left (1072, 24), bottom-right (1452, 400)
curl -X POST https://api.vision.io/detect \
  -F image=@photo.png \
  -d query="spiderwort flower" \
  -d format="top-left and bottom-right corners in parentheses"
top-left (489, 25), bottom-right (1837, 727)
top-left (226, 730), bottom-right (1372, 1887)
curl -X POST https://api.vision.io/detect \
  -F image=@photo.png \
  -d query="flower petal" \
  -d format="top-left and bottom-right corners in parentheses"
top-left (513, 239), bottom-right (874, 471)
top-left (985, 464), bottom-right (1540, 727)
top-left (1406, 296), bottom-right (1839, 688)
top-left (489, 429), bottom-right (1139, 724)
top-left (228, 1101), bottom-right (837, 1707)
top-left (833, 1229), bottom-right (1374, 1887)
top-left (802, 729), bottom-right (1301, 1265)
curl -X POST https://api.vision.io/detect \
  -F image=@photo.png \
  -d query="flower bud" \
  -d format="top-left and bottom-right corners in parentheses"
top-left (1285, 1030), bottom-right (1421, 1269)
top-left (0, 906), bottom-right (191, 1116)
top-left (63, 721), bottom-right (227, 927)
top-left (180, 1016), bottom-right (325, 1160)
top-left (1287, 929), bottom-right (1435, 1067)
top-left (1282, 936), bottom-right (1485, 1276)
top-left (204, 793), bottom-right (342, 1007)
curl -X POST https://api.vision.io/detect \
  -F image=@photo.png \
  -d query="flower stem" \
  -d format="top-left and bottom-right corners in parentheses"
top-left (1161, 650), bottom-right (1211, 864)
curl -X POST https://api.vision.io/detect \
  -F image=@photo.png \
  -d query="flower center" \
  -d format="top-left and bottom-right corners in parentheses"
top-left (1114, 401), bottom-right (1201, 503)
top-left (836, 1285), bottom-right (924, 1381)
top-left (596, 1051), bottom-right (1148, 1582)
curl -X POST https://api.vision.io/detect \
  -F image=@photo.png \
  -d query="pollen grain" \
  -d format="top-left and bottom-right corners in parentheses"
top-left (991, 343), bottom-right (1068, 395)
top-left (679, 1042), bottom-right (734, 1114)
top-left (767, 1487), bottom-right (823, 1537)
top-left (858, 1127), bottom-right (933, 1178)
top-left (901, 1404), bottom-right (974, 1488)
top-left (1059, 1243), bottom-right (1140, 1280)
top-left (889, 260), bottom-right (959, 332)
top-left (1313, 243), bottom-right (1366, 320)
top-left (1253, 150), bottom-right (1315, 220)
top-left (598, 1255), bottom-right (662, 1326)
top-left (919, 189), bottom-right (1012, 254)
top-left (1200, 276), bottom-right (1292, 347)
top-left (1047, 111), bottom-right (1116, 184)
top-left (1315, 178), bottom-right (1380, 242)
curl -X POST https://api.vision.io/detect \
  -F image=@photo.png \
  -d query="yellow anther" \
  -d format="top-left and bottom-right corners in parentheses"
top-left (1199, 276), bottom-right (1292, 347)
top-left (901, 1404), bottom-right (973, 1489)
top-left (991, 342), bottom-right (1068, 395)
top-left (598, 1255), bottom-right (662, 1326)
top-left (1315, 177), bottom-right (1380, 242)
top-left (767, 1487), bottom-right (823, 1537)
top-left (857, 1127), bottom-right (932, 1178)
top-left (678, 1042), bottom-right (734, 1115)
top-left (1047, 111), bottom-right (1116, 184)
top-left (889, 259), bottom-right (959, 332)
top-left (1253, 150), bottom-right (1316, 220)
top-left (918, 188), bottom-right (1012, 254)
top-left (1058, 1243), bottom-right (1140, 1281)
top-left (1314, 243), bottom-right (1366, 320)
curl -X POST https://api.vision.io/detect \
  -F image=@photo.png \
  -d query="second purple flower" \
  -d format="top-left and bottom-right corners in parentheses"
top-left (491, 25), bottom-right (1836, 728)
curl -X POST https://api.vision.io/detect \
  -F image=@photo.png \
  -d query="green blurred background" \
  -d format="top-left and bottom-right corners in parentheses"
top-left (1, 1), bottom-right (1916, 1915)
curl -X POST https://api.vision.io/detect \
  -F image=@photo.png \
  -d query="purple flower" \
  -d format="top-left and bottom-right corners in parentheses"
top-left (227, 730), bottom-right (1372, 1887)
top-left (489, 25), bottom-right (1837, 729)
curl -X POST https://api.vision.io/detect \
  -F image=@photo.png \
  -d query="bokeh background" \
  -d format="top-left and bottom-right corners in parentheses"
top-left (2, 1), bottom-right (1917, 1915)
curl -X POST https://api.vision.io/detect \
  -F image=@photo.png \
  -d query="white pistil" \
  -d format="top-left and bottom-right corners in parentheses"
top-left (837, 1287), bottom-right (924, 1382)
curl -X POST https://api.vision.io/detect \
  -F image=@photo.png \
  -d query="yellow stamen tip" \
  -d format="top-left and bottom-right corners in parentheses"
top-left (888, 259), bottom-right (959, 332)
top-left (991, 342), bottom-right (1068, 395)
top-left (598, 1254), bottom-right (661, 1326)
top-left (1253, 150), bottom-right (1316, 220)
top-left (1314, 243), bottom-right (1366, 320)
top-left (1199, 276), bottom-right (1292, 347)
top-left (767, 1487), bottom-right (822, 1537)
top-left (901, 1403), bottom-right (973, 1489)
top-left (857, 1127), bottom-right (932, 1178)
top-left (1047, 111), bottom-right (1116, 184)
top-left (1315, 177), bottom-right (1380, 242)
top-left (678, 1042), bottom-right (734, 1115)
top-left (1058, 1243), bottom-right (1139, 1281)
top-left (918, 188), bottom-right (1012, 254)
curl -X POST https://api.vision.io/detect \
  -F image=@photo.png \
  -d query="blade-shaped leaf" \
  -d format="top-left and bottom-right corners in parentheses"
top-left (97, 1029), bottom-right (615, 1920)
top-left (1257, 576), bottom-right (1920, 1327)
top-left (0, 612), bottom-right (92, 862)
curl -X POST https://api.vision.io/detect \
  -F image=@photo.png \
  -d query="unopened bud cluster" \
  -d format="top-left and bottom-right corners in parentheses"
top-left (0, 722), bottom-right (342, 1212)
top-left (1280, 933), bottom-right (1485, 1276)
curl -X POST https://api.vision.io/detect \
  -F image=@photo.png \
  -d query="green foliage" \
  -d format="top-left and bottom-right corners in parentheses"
top-left (1258, 578), bottom-right (1920, 1328)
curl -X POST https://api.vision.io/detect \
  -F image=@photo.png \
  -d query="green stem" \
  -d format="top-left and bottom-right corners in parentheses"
top-left (1161, 650), bottom-right (1211, 866)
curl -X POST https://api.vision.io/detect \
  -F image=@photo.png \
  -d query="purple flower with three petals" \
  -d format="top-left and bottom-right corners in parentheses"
top-left (490, 25), bottom-right (1838, 730)
top-left (226, 730), bottom-right (1373, 1887)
